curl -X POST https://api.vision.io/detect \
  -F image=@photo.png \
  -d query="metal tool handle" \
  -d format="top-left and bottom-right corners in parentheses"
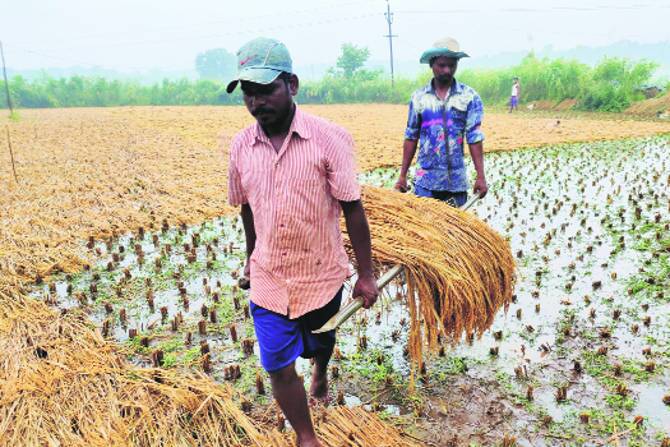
top-left (461, 192), bottom-right (483, 211)
top-left (312, 192), bottom-right (484, 334)
top-left (312, 264), bottom-right (404, 334)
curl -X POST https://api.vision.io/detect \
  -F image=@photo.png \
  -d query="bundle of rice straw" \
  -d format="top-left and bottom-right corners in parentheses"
top-left (345, 186), bottom-right (515, 366)
top-left (259, 406), bottom-right (421, 446)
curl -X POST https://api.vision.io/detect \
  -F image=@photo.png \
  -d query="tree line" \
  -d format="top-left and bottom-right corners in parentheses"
top-left (0, 46), bottom-right (663, 113)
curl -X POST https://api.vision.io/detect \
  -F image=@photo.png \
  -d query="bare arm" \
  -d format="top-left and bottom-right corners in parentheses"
top-left (394, 139), bottom-right (418, 192)
top-left (240, 204), bottom-right (256, 259)
top-left (340, 199), bottom-right (378, 308)
top-left (239, 204), bottom-right (256, 287)
top-left (468, 141), bottom-right (488, 197)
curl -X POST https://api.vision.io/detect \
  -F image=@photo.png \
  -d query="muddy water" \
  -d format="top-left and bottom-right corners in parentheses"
top-left (352, 137), bottom-right (670, 445)
top-left (31, 136), bottom-right (670, 445)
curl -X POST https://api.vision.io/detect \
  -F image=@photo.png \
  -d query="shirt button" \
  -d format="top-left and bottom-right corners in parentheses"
top-left (280, 224), bottom-right (285, 228)
top-left (282, 252), bottom-right (287, 256)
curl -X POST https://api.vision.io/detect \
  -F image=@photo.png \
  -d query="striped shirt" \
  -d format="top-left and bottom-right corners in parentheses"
top-left (228, 107), bottom-right (360, 318)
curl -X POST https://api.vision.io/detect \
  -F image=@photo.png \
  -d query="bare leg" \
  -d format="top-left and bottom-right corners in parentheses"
top-left (270, 363), bottom-right (322, 447)
top-left (310, 347), bottom-right (333, 402)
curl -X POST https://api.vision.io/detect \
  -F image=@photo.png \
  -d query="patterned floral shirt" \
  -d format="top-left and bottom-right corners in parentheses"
top-left (404, 79), bottom-right (485, 192)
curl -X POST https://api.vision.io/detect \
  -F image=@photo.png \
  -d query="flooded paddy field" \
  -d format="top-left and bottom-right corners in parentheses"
top-left (31, 135), bottom-right (670, 446)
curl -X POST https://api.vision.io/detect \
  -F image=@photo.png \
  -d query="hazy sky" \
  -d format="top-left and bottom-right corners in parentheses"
top-left (3, 0), bottom-right (669, 72)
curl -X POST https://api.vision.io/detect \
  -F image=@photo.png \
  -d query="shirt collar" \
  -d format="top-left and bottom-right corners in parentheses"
top-left (252, 106), bottom-right (311, 144)
top-left (291, 107), bottom-right (312, 140)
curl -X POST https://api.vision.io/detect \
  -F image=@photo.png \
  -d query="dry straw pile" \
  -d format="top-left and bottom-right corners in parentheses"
top-left (2, 107), bottom-right (669, 285)
top-left (119, 105), bottom-right (670, 171)
top-left (4, 107), bottom-right (660, 446)
top-left (0, 287), bottom-right (261, 446)
top-left (0, 284), bottom-right (420, 446)
top-left (0, 114), bottom-right (426, 446)
top-left (626, 91), bottom-right (670, 116)
top-left (348, 186), bottom-right (516, 367)
top-left (259, 406), bottom-right (422, 446)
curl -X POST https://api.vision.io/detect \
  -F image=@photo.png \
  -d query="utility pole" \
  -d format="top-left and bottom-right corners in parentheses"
top-left (384, 1), bottom-right (398, 87)
top-left (0, 41), bottom-right (14, 116)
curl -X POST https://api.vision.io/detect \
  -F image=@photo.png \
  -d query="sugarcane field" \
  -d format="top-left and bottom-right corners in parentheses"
top-left (3, 3), bottom-right (670, 446)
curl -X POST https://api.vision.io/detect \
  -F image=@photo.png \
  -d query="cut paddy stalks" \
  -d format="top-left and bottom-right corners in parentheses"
top-left (343, 186), bottom-right (516, 366)
top-left (0, 290), bottom-right (265, 447)
top-left (2, 110), bottom-right (669, 446)
top-left (258, 406), bottom-right (422, 446)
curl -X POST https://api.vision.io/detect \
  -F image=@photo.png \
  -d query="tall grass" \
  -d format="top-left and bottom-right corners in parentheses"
top-left (0, 55), bottom-right (660, 112)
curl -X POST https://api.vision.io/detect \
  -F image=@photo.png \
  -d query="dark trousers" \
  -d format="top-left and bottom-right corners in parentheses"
top-left (414, 183), bottom-right (468, 207)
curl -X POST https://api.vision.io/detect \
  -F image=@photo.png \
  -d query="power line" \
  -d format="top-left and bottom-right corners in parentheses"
top-left (6, 2), bottom-right (666, 74)
top-left (11, 0), bottom-right (380, 49)
top-left (384, 1), bottom-right (398, 87)
top-left (5, 46), bottom-right (196, 73)
top-left (396, 3), bottom-right (669, 15)
top-left (11, 11), bottom-right (382, 53)
top-left (7, 48), bottom-right (106, 68)
top-left (8, 2), bottom-right (668, 52)
top-left (5, 11), bottom-right (383, 72)
top-left (1, 41), bottom-right (19, 184)
top-left (1, 41), bottom-right (15, 115)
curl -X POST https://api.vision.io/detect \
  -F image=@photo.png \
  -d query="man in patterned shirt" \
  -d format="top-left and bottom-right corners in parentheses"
top-left (394, 37), bottom-right (488, 206)
top-left (226, 37), bottom-right (379, 447)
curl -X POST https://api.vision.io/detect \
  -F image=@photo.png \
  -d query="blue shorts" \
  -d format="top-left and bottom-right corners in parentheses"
top-left (250, 287), bottom-right (343, 373)
top-left (414, 184), bottom-right (468, 207)
top-left (510, 96), bottom-right (518, 107)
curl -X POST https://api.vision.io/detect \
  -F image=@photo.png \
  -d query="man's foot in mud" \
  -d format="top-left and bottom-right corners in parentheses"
top-left (309, 363), bottom-right (329, 404)
top-left (297, 437), bottom-right (323, 447)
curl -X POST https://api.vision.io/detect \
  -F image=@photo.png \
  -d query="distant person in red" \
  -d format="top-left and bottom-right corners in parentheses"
top-left (509, 77), bottom-right (521, 112)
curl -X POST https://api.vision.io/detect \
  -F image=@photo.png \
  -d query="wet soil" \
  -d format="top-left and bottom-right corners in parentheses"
top-left (31, 136), bottom-right (670, 446)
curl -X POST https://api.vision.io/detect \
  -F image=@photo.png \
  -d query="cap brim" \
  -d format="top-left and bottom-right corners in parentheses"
top-left (225, 67), bottom-right (283, 94)
top-left (420, 49), bottom-right (469, 64)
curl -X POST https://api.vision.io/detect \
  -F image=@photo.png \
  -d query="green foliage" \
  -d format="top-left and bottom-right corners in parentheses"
top-left (455, 54), bottom-right (656, 112)
top-left (0, 75), bottom-right (241, 107)
top-left (0, 55), bottom-right (659, 112)
top-left (451, 53), bottom-right (588, 104)
top-left (297, 70), bottom-right (412, 103)
top-left (195, 48), bottom-right (237, 80)
top-left (578, 58), bottom-right (658, 111)
top-left (335, 43), bottom-right (370, 78)
top-left (342, 348), bottom-right (399, 387)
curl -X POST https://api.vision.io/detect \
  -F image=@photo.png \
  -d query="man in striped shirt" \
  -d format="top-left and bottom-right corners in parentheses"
top-left (226, 37), bottom-right (379, 447)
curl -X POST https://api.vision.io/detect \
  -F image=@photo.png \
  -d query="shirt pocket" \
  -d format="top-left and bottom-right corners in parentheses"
top-left (279, 177), bottom-right (327, 262)
top-left (285, 177), bottom-right (326, 224)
